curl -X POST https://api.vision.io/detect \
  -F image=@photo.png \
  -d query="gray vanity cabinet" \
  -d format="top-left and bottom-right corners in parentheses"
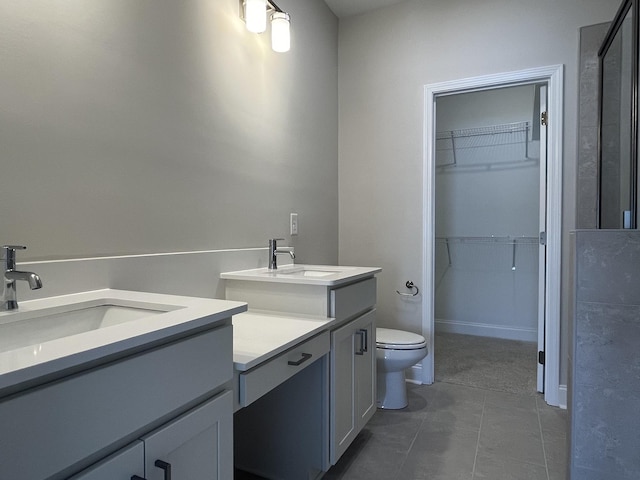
top-left (224, 271), bottom-right (379, 471)
top-left (69, 441), bottom-right (145, 480)
top-left (72, 391), bottom-right (232, 480)
top-left (329, 278), bottom-right (377, 464)
top-left (2, 323), bottom-right (234, 480)
top-left (142, 390), bottom-right (233, 480)
top-left (330, 309), bottom-right (376, 463)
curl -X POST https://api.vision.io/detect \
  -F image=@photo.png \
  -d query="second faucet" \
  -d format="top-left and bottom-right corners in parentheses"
top-left (268, 238), bottom-right (295, 270)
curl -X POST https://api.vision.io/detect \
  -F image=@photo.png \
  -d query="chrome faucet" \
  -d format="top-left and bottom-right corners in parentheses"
top-left (2, 245), bottom-right (42, 311)
top-left (268, 238), bottom-right (295, 270)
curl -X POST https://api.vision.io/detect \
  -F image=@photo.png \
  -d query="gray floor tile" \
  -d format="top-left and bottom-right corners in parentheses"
top-left (428, 382), bottom-right (487, 410)
top-left (323, 429), bottom-right (409, 480)
top-left (537, 396), bottom-right (568, 440)
top-left (428, 402), bottom-right (483, 433)
top-left (478, 425), bottom-right (546, 466)
top-left (547, 463), bottom-right (567, 480)
top-left (543, 436), bottom-right (568, 469)
top-left (324, 334), bottom-right (568, 480)
top-left (473, 452), bottom-right (549, 480)
top-left (405, 381), bottom-right (439, 412)
top-left (482, 402), bottom-right (541, 433)
top-left (398, 425), bottom-right (477, 480)
top-left (484, 389), bottom-right (539, 412)
top-left (478, 403), bottom-right (546, 466)
top-left (365, 413), bottom-right (423, 452)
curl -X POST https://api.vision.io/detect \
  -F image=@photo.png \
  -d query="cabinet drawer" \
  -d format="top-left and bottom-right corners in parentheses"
top-left (239, 331), bottom-right (330, 408)
top-left (0, 324), bottom-right (232, 480)
top-left (68, 441), bottom-right (144, 480)
top-left (330, 277), bottom-right (376, 322)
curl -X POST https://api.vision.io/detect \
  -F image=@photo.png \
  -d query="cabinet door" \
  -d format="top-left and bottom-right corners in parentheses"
top-left (142, 390), bottom-right (233, 480)
top-left (354, 310), bottom-right (376, 428)
top-left (330, 318), bottom-right (358, 464)
top-left (330, 310), bottom-right (377, 465)
top-left (69, 441), bottom-right (144, 480)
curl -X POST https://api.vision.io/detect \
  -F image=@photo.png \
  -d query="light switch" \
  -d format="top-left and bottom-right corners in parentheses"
top-left (290, 213), bottom-right (298, 235)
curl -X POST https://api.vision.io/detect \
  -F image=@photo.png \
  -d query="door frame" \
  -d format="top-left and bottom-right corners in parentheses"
top-left (421, 65), bottom-right (563, 406)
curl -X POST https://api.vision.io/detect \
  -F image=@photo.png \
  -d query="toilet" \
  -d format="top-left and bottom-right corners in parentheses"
top-left (376, 328), bottom-right (428, 409)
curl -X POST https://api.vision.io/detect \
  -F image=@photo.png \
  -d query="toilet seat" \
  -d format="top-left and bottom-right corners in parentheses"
top-left (376, 328), bottom-right (427, 350)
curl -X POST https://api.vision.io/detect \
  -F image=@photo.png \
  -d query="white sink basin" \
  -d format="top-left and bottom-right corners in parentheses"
top-left (0, 289), bottom-right (248, 393)
top-left (263, 266), bottom-right (343, 278)
top-left (221, 264), bottom-right (382, 286)
top-left (0, 303), bottom-right (172, 354)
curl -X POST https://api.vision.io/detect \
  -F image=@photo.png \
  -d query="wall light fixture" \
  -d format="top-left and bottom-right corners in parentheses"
top-left (240, 0), bottom-right (291, 52)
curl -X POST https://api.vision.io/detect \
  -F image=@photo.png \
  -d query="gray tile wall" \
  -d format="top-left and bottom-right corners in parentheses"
top-left (577, 23), bottom-right (610, 229)
top-left (570, 230), bottom-right (640, 479)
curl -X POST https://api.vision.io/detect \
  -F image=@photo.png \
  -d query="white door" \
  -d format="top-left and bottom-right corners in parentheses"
top-left (537, 85), bottom-right (547, 393)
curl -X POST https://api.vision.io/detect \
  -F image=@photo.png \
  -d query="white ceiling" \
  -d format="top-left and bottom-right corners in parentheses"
top-left (323, 0), bottom-right (405, 18)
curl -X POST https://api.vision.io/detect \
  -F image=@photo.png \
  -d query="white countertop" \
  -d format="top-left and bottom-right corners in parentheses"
top-left (0, 289), bottom-right (247, 393)
top-left (221, 264), bottom-right (381, 287)
top-left (232, 310), bottom-right (335, 371)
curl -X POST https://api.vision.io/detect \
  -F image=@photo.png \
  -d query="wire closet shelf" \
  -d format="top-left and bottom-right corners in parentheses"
top-left (435, 235), bottom-right (539, 271)
top-left (436, 121), bottom-right (536, 170)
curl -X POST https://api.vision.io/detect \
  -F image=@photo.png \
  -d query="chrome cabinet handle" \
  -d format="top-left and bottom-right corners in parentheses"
top-left (154, 460), bottom-right (171, 480)
top-left (288, 352), bottom-right (312, 366)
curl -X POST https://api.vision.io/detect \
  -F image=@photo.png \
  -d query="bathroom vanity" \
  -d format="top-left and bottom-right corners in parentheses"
top-left (221, 264), bottom-right (381, 478)
top-left (0, 289), bottom-right (247, 480)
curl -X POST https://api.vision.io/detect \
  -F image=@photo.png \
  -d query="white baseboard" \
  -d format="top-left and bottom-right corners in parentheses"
top-left (405, 364), bottom-right (566, 409)
top-left (435, 318), bottom-right (537, 342)
top-left (406, 363), bottom-right (424, 384)
top-left (558, 384), bottom-right (567, 409)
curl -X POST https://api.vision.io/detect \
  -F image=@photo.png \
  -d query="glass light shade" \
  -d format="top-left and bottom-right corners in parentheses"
top-left (245, 0), bottom-right (267, 33)
top-left (271, 12), bottom-right (290, 53)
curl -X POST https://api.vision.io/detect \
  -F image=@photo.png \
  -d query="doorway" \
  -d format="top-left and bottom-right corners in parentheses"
top-left (421, 65), bottom-right (563, 406)
top-left (433, 84), bottom-right (544, 395)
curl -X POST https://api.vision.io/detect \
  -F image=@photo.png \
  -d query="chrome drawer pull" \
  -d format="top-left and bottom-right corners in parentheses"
top-left (288, 352), bottom-right (312, 366)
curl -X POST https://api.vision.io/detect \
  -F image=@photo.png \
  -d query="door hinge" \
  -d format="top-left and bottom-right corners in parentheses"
top-left (538, 351), bottom-right (545, 365)
top-left (541, 111), bottom-right (548, 126)
top-left (539, 231), bottom-right (546, 246)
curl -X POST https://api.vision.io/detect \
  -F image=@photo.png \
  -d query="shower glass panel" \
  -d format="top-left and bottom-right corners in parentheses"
top-left (599, 0), bottom-right (636, 228)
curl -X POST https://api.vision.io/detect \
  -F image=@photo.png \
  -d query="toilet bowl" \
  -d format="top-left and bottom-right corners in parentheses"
top-left (376, 328), bottom-right (428, 409)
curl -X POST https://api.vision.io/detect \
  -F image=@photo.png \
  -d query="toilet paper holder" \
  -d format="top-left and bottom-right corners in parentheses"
top-left (396, 281), bottom-right (419, 297)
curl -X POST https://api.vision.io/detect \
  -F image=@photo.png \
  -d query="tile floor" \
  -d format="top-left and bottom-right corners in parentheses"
top-left (237, 332), bottom-right (569, 480)
top-left (323, 382), bottom-right (567, 480)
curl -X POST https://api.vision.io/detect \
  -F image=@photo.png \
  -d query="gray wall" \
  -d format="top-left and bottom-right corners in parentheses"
top-left (0, 0), bottom-right (338, 264)
top-left (337, 0), bottom-right (620, 390)
top-left (570, 230), bottom-right (640, 479)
